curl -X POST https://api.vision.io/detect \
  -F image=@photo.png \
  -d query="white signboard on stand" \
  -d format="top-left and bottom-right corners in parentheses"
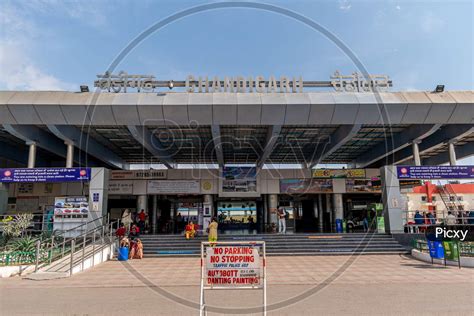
top-left (200, 241), bottom-right (266, 315)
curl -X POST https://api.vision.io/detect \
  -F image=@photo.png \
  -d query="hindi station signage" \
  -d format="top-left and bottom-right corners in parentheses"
top-left (397, 166), bottom-right (474, 179)
top-left (0, 168), bottom-right (91, 183)
top-left (94, 71), bottom-right (391, 93)
top-left (205, 246), bottom-right (261, 287)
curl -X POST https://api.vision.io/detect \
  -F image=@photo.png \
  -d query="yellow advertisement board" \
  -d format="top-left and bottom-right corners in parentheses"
top-left (312, 169), bottom-right (366, 178)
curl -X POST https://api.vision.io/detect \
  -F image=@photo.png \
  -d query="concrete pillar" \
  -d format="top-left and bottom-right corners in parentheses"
top-left (263, 194), bottom-right (268, 230)
top-left (412, 140), bottom-right (421, 166)
top-left (27, 142), bottom-right (36, 168)
top-left (268, 194), bottom-right (278, 227)
top-left (88, 168), bottom-right (109, 228)
top-left (137, 195), bottom-right (148, 213)
top-left (380, 165), bottom-right (403, 233)
top-left (151, 195), bottom-right (157, 234)
top-left (65, 142), bottom-right (74, 168)
top-left (0, 183), bottom-right (8, 214)
top-left (448, 142), bottom-right (457, 166)
top-left (313, 198), bottom-right (318, 218)
top-left (333, 193), bottom-right (344, 221)
top-left (326, 194), bottom-right (333, 232)
top-left (318, 194), bottom-right (324, 232)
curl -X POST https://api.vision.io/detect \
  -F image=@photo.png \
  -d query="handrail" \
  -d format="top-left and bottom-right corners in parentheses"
top-left (34, 218), bottom-right (118, 274)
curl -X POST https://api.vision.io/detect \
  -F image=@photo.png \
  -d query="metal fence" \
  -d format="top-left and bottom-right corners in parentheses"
top-left (412, 239), bottom-right (474, 257)
top-left (402, 210), bottom-right (474, 233)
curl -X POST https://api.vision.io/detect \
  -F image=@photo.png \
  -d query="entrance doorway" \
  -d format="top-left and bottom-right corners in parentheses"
top-left (217, 201), bottom-right (258, 234)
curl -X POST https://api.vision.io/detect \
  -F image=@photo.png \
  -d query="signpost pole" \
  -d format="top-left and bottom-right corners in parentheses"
top-left (263, 241), bottom-right (267, 316)
top-left (200, 242), bottom-right (205, 316)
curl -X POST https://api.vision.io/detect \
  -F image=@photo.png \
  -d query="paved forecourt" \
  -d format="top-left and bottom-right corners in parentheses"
top-left (1, 254), bottom-right (473, 315)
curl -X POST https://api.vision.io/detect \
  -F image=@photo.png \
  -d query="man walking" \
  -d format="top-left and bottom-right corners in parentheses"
top-left (278, 207), bottom-right (286, 234)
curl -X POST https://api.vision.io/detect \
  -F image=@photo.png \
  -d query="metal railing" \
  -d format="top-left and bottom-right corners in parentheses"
top-left (402, 210), bottom-right (474, 233)
top-left (34, 215), bottom-right (118, 275)
top-left (412, 239), bottom-right (474, 257)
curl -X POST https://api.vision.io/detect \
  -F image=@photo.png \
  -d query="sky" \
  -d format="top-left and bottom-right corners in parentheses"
top-left (0, 0), bottom-right (472, 92)
top-left (0, 0), bottom-right (472, 167)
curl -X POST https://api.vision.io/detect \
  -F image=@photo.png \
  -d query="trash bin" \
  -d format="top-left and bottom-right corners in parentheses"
top-left (336, 219), bottom-right (343, 233)
top-left (427, 240), bottom-right (444, 259)
top-left (342, 220), bottom-right (347, 233)
top-left (118, 247), bottom-right (129, 261)
top-left (443, 241), bottom-right (459, 260)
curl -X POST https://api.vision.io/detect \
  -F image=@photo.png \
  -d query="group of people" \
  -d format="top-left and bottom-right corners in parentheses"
top-left (119, 236), bottom-right (143, 260)
top-left (412, 210), bottom-right (474, 232)
top-left (183, 217), bottom-right (219, 244)
top-left (121, 209), bottom-right (147, 234)
top-left (116, 209), bottom-right (147, 260)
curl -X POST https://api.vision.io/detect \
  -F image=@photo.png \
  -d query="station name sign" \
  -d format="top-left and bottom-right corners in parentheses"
top-left (185, 75), bottom-right (303, 93)
top-left (0, 168), bottom-right (91, 183)
top-left (94, 71), bottom-right (391, 93)
top-left (397, 166), bottom-right (474, 179)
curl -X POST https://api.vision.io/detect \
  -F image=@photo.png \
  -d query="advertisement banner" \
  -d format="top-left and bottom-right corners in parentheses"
top-left (313, 169), bottom-right (366, 178)
top-left (0, 168), bottom-right (91, 183)
top-left (346, 179), bottom-right (381, 193)
top-left (280, 179), bottom-right (333, 194)
top-left (397, 166), bottom-right (474, 179)
top-left (147, 180), bottom-right (200, 194)
top-left (222, 167), bottom-right (257, 193)
top-left (205, 246), bottom-right (261, 287)
top-left (54, 196), bottom-right (89, 215)
top-left (377, 217), bottom-right (385, 233)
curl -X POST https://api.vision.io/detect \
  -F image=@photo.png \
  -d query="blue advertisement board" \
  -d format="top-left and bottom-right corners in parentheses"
top-left (397, 166), bottom-right (474, 179)
top-left (0, 168), bottom-right (91, 183)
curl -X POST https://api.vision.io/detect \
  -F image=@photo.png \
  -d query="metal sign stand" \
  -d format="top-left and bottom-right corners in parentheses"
top-left (199, 241), bottom-right (267, 316)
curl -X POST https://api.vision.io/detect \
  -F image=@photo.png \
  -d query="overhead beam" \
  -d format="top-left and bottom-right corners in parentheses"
top-left (47, 125), bottom-right (128, 170)
top-left (353, 124), bottom-right (442, 168)
top-left (391, 125), bottom-right (474, 165)
top-left (308, 124), bottom-right (362, 169)
top-left (2, 124), bottom-right (84, 164)
top-left (211, 125), bottom-right (225, 168)
top-left (0, 141), bottom-right (47, 166)
top-left (127, 125), bottom-right (174, 169)
top-left (423, 142), bottom-right (474, 165)
top-left (257, 125), bottom-right (282, 169)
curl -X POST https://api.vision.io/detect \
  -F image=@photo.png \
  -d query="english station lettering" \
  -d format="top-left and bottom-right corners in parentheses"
top-left (185, 75), bottom-right (303, 93)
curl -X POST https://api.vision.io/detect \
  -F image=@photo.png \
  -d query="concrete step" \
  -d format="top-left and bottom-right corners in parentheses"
top-left (138, 233), bottom-right (408, 257)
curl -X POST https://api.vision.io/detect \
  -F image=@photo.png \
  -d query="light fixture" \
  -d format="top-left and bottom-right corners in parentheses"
top-left (168, 80), bottom-right (174, 90)
top-left (80, 85), bottom-right (89, 92)
top-left (435, 85), bottom-right (445, 93)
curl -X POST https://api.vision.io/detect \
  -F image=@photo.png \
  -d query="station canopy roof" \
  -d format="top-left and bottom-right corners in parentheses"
top-left (0, 90), bottom-right (472, 169)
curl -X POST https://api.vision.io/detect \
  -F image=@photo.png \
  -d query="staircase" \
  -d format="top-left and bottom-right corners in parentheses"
top-left (140, 233), bottom-right (409, 257)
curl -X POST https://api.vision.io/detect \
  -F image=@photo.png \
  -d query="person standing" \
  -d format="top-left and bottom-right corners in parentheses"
top-left (208, 217), bottom-right (218, 245)
top-left (121, 209), bottom-right (132, 232)
top-left (138, 209), bottom-right (147, 234)
top-left (278, 207), bottom-right (286, 234)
